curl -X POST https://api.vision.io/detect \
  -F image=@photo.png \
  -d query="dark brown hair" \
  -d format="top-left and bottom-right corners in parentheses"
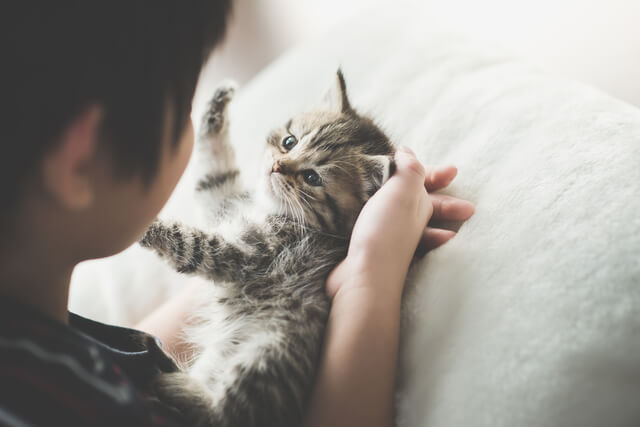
top-left (0, 0), bottom-right (232, 226)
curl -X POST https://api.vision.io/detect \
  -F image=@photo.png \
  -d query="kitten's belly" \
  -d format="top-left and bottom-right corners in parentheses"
top-left (184, 269), bottom-right (331, 403)
top-left (186, 283), bottom-right (284, 395)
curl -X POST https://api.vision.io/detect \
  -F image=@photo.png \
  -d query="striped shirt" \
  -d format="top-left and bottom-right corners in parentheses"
top-left (0, 299), bottom-right (185, 426)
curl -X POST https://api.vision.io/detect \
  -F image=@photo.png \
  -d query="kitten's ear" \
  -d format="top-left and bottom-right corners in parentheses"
top-left (363, 155), bottom-right (396, 198)
top-left (322, 68), bottom-right (352, 113)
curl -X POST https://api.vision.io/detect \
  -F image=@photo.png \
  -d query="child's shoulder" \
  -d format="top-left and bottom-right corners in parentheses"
top-left (0, 299), bottom-right (182, 427)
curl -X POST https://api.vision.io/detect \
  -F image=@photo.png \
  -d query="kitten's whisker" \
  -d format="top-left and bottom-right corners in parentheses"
top-left (298, 197), bottom-right (313, 214)
top-left (288, 190), bottom-right (306, 236)
top-left (290, 188), bottom-right (308, 236)
top-left (298, 188), bottom-right (318, 202)
top-left (274, 182), bottom-right (295, 233)
top-left (296, 190), bottom-right (316, 210)
top-left (308, 228), bottom-right (349, 241)
top-left (281, 187), bottom-right (304, 236)
top-left (324, 161), bottom-right (358, 178)
top-left (327, 160), bottom-right (359, 173)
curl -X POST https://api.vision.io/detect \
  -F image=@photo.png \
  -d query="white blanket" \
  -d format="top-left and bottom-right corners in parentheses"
top-left (70, 5), bottom-right (640, 426)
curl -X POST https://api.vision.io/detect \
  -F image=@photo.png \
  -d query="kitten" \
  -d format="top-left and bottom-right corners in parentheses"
top-left (140, 70), bottom-right (396, 427)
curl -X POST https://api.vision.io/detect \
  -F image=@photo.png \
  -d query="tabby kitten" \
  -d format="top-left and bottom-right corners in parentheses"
top-left (140, 70), bottom-right (396, 427)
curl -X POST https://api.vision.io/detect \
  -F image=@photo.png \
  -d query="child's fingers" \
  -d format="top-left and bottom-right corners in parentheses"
top-left (376, 148), bottom-right (430, 220)
top-left (416, 227), bottom-right (456, 256)
top-left (394, 146), bottom-right (427, 182)
top-left (425, 165), bottom-right (458, 192)
top-left (430, 193), bottom-right (475, 221)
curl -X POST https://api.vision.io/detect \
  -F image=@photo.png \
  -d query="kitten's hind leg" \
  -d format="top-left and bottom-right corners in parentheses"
top-left (194, 83), bottom-right (249, 223)
top-left (153, 371), bottom-right (217, 427)
top-left (155, 347), bottom-right (313, 427)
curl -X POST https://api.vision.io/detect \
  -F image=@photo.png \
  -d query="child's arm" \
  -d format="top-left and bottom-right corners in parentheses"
top-left (304, 148), bottom-right (474, 427)
top-left (136, 280), bottom-right (202, 363)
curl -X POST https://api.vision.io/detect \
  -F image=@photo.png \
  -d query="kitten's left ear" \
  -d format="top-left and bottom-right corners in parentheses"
top-left (322, 68), bottom-right (352, 114)
top-left (363, 155), bottom-right (396, 198)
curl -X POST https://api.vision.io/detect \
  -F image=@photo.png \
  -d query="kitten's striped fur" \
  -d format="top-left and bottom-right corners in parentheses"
top-left (140, 70), bottom-right (396, 427)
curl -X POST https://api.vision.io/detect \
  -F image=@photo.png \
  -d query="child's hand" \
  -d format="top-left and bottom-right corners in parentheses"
top-left (326, 147), bottom-right (474, 299)
top-left (306, 149), bottom-right (474, 427)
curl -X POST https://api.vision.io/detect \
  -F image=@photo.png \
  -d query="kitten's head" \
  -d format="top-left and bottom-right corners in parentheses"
top-left (260, 69), bottom-right (396, 237)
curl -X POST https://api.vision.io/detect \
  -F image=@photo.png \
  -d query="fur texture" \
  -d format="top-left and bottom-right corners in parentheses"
top-left (139, 71), bottom-right (396, 427)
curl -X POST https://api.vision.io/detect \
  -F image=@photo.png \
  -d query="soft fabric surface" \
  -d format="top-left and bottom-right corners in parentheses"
top-left (70, 5), bottom-right (640, 426)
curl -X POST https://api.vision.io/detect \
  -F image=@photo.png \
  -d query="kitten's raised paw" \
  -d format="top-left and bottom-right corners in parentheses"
top-left (201, 82), bottom-right (237, 136)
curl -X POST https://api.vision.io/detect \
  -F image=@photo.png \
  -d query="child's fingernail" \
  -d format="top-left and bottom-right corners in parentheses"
top-left (398, 145), bottom-right (415, 155)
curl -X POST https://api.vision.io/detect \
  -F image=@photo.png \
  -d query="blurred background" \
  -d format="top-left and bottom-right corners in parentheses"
top-left (199, 0), bottom-right (640, 107)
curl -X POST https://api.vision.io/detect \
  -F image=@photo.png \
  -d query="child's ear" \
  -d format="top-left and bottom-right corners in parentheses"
top-left (321, 68), bottom-right (353, 114)
top-left (362, 154), bottom-right (396, 198)
top-left (42, 105), bottom-right (102, 210)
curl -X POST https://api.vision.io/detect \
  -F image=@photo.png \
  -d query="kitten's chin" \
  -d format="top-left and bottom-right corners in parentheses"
top-left (264, 174), bottom-right (281, 200)
top-left (256, 176), bottom-right (281, 213)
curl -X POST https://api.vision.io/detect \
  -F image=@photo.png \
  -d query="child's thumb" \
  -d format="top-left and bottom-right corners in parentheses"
top-left (394, 146), bottom-right (426, 183)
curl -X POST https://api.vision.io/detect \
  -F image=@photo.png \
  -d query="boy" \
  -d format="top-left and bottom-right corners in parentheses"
top-left (0, 2), bottom-right (474, 426)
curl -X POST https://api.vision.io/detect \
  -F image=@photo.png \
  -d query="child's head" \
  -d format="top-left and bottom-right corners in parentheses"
top-left (1, 1), bottom-right (231, 262)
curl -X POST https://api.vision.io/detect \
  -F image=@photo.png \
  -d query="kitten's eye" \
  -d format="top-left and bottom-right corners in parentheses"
top-left (302, 170), bottom-right (322, 186)
top-left (282, 135), bottom-right (297, 151)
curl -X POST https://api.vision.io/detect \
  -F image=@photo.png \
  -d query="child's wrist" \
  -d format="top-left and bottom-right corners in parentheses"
top-left (327, 256), bottom-right (405, 306)
top-left (330, 280), bottom-right (402, 327)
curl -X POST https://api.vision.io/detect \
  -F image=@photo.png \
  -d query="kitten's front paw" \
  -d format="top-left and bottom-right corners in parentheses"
top-left (201, 82), bottom-right (237, 135)
top-left (139, 219), bottom-right (166, 249)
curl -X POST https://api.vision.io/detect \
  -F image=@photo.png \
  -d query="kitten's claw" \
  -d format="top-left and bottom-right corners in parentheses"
top-left (201, 82), bottom-right (237, 136)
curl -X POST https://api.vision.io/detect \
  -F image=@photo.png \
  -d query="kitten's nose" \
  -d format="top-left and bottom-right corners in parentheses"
top-left (272, 160), bottom-right (286, 174)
